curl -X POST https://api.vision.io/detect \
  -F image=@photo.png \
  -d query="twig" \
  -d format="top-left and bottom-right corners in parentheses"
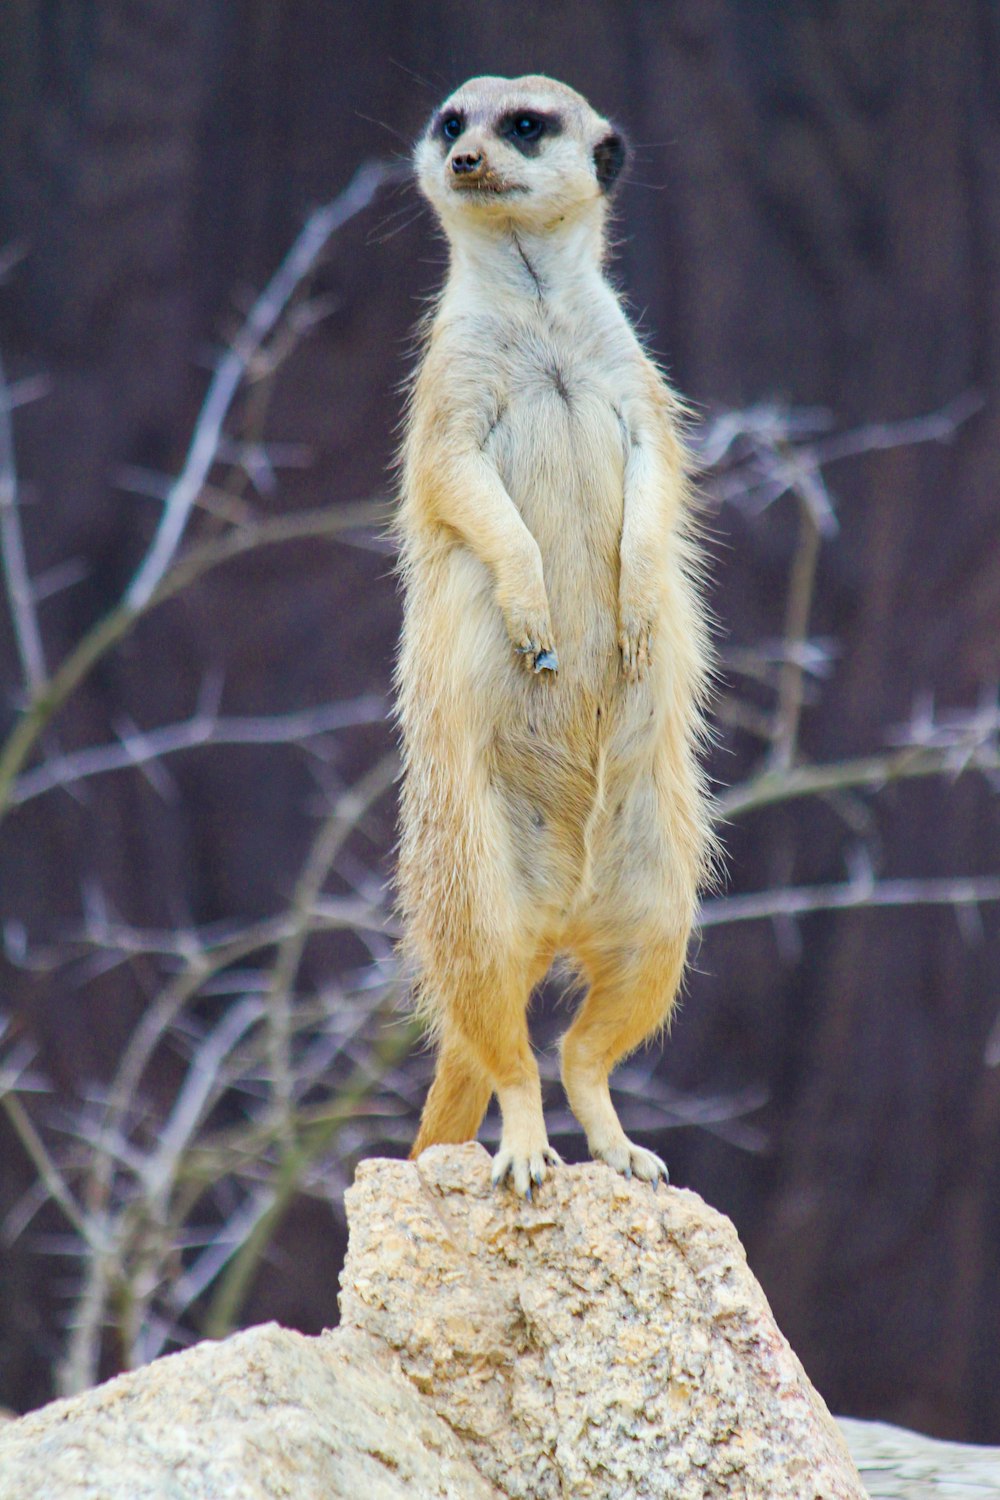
top-left (124, 161), bottom-right (393, 613)
top-left (0, 344), bottom-right (48, 692)
top-left (90, 897), bottom-right (391, 1116)
top-left (141, 997), bottom-right (267, 1208)
top-left (810, 390), bottom-right (984, 468)
top-left (699, 874), bottom-right (1000, 929)
top-left (768, 496), bottom-right (822, 769)
top-left (0, 1093), bottom-right (89, 1243)
top-left (0, 498), bottom-right (389, 820)
top-left (701, 392), bottom-right (983, 512)
top-left (264, 751), bottom-right (398, 1122)
top-left (717, 738), bottom-right (1000, 820)
top-left (10, 692), bottom-right (387, 807)
top-left (202, 990), bottom-right (412, 1341)
top-left (57, 1242), bottom-right (116, 1397)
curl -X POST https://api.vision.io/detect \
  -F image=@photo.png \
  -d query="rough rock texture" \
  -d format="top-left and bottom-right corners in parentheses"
top-left (5, 1144), bottom-right (995, 1497)
top-left (338, 1144), bottom-right (865, 1498)
top-left (0, 1322), bottom-right (499, 1500)
top-left (838, 1417), bottom-right (1000, 1499)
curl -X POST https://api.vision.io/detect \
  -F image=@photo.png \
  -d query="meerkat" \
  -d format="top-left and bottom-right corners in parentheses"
top-left (396, 74), bottom-right (716, 1197)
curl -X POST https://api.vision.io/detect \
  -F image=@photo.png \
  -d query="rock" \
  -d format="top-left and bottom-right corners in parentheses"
top-left (338, 1143), bottom-right (866, 1499)
top-left (0, 1143), bottom-right (869, 1498)
top-left (838, 1416), bottom-right (1000, 1499)
top-left (0, 1322), bottom-right (499, 1499)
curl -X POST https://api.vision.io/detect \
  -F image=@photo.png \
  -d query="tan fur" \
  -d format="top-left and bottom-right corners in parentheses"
top-left (396, 75), bottom-right (717, 1194)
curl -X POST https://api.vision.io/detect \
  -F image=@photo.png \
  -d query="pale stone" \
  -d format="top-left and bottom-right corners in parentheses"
top-left (0, 1322), bottom-right (499, 1499)
top-left (838, 1416), bottom-right (1000, 1499)
top-left (338, 1142), bottom-right (866, 1499)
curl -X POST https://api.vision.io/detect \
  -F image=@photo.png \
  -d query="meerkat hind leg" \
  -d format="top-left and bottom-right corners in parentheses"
top-left (414, 1038), bottom-right (558, 1199)
top-left (411, 1035), bottom-right (493, 1156)
top-left (415, 956), bottom-right (561, 1198)
top-left (488, 1000), bottom-right (562, 1198)
top-left (491, 1068), bottom-right (562, 1199)
top-left (560, 932), bottom-right (688, 1183)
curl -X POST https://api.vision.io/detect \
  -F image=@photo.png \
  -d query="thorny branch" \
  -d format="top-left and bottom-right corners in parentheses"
top-left (8, 690), bottom-right (388, 808)
top-left (0, 158), bottom-right (398, 824)
top-left (0, 498), bottom-right (390, 818)
top-left (699, 873), bottom-right (1000, 931)
top-left (124, 161), bottom-right (393, 613)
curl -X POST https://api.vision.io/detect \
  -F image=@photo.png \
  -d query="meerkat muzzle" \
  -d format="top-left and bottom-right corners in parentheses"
top-left (450, 150), bottom-right (484, 177)
top-left (448, 149), bottom-right (517, 194)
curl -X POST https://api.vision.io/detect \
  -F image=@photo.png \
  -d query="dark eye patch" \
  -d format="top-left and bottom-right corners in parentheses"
top-left (498, 109), bottom-right (563, 156)
top-left (434, 110), bottom-right (465, 144)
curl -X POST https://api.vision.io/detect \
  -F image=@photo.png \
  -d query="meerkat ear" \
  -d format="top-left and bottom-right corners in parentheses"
top-left (593, 131), bottom-right (627, 192)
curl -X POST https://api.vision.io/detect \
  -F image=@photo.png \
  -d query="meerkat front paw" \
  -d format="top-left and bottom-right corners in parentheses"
top-left (496, 545), bottom-right (559, 674)
top-left (510, 611), bottom-right (559, 674)
top-left (618, 615), bottom-right (652, 681)
top-left (516, 642), bottom-right (559, 673)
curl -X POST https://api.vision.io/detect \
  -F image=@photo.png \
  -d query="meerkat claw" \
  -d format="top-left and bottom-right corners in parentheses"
top-left (593, 1140), bottom-right (668, 1185)
top-left (491, 1155), bottom-right (511, 1188)
top-left (492, 1143), bottom-right (562, 1198)
top-left (533, 648), bottom-right (558, 673)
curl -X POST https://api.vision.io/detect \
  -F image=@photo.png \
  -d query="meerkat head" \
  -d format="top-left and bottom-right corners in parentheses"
top-left (415, 74), bottom-right (627, 235)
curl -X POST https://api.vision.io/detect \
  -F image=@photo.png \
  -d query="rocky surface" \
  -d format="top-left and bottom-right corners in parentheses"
top-left (0, 1322), bottom-right (498, 1499)
top-left (13, 1142), bottom-right (995, 1497)
top-left (339, 1143), bottom-right (865, 1498)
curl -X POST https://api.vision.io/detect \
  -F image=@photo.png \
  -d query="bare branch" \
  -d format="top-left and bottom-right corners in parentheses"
top-left (718, 729), bottom-right (1000, 821)
top-left (699, 874), bottom-right (1000, 930)
top-left (264, 751), bottom-right (398, 1122)
top-left (11, 691), bottom-right (387, 807)
top-left (0, 1092), bottom-right (89, 1243)
top-left (141, 997), bottom-right (267, 1209)
top-left (768, 497), bottom-right (822, 769)
top-left (701, 391), bottom-right (983, 514)
top-left (810, 389), bottom-right (985, 467)
top-left (125, 160), bottom-right (394, 612)
top-left (0, 497), bottom-right (389, 820)
top-left (0, 344), bottom-right (48, 693)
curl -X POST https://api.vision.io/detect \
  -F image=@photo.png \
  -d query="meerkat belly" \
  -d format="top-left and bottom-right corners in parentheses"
top-left (477, 365), bottom-right (640, 906)
top-left (486, 368), bottom-right (624, 689)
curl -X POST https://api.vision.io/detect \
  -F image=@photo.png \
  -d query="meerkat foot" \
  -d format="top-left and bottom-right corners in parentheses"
top-left (592, 1136), bottom-right (668, 1185)
top-left (492, 1141), bottom-right (562, 1199)
top-left (618, 619), bottom-right (652, 682)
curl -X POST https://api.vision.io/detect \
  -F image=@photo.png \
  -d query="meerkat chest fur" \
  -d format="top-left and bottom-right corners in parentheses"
top-left (457, 262), bottom-right (634, 655)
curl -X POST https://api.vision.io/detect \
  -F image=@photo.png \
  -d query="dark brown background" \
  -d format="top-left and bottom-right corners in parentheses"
top-left (1, 0), bottom-right (999, 1437)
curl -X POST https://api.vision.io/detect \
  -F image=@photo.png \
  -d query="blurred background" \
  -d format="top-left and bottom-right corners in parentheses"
top-left (1, 0), bottom-right (998, 1440)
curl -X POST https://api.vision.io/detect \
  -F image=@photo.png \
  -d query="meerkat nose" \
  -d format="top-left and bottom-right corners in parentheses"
top-left (451, 151), bottom-right (484, 176)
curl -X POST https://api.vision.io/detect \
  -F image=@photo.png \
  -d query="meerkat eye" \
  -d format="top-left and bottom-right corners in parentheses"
top-left (512, 114), bottom-right (544, 141)
top-left (440, 113), bottom-right (464, 141)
